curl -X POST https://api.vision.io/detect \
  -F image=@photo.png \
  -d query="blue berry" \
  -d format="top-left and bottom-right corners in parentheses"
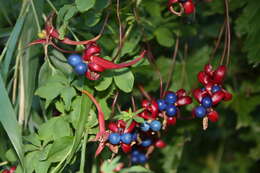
top-left (74, 62), bottom-right (88, 75)
top-left (132, 133), bottom-right (137, 141)
top-left (67, 54), bottom-right (82, 67)
top-left (211, 85), bottom-right (221, 93)
top-left (194, 106), bottom-right (206, 118)
top-left (150, 120), bottom-right (162, 131)
top-left (165, 92), bottom-right (177, 104)
top-left (201, 87), bottom-right (206, 91)
top-left (166, 105), bottom-right (177, 117)
top-left (140, 122), bottom-right (150, 132)
top-left (157, 99), bottom-right (167, 111)
top-left (120, 133), bottom-right (132, 144)
top-left (108, 133), bottom-right (120, 145)
top-left (131, 155), bottom-right (139, 164)
top-left (201, 96), bottom-right (212, 108)
top-left (138, 154), bottom-right (148, 164)
top-left (141, 139), bottom-right (152, 147)
top-left (132, 150), bottom-right (140, 156)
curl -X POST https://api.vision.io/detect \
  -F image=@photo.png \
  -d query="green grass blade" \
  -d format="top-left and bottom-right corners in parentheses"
top-left (0, 75), bottom-right (24, 167)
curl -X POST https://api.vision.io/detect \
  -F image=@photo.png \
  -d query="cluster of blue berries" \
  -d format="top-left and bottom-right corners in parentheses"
top-left (140, 120), bottom-right (162, 132)
top-left (131, 150), bottom-right (148, 164)
top-left (194, 86), bottom-right (221, 118)
top-left (108, 132), bottom-right (136, 145)
top-left (157, 92), bottom-right (178, 117)
top-left (67, 54), bottom-right (88, 75)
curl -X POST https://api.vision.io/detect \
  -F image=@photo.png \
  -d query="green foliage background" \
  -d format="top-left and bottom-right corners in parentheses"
top-left (0, 0), bottom-right (260, 172)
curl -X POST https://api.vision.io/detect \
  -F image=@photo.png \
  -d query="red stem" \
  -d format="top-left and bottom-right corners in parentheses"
top-left (82, 90), bottom-right (106, 133)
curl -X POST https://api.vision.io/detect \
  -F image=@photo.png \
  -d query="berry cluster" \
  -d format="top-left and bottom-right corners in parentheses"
top-left (67, 42), bottom-right (146, 80)
top-left (2, 166), bottom-right (16, 173)
top-left (168, 0), bottom-right (195, 16)
top-left (192, 64), bottom-right (232, 129)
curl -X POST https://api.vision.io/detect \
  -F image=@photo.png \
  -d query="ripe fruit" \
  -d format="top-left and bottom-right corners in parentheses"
top-left (75, 62), bottom-right (88, 75)
top-left (194, 106), bottom-right (206, 118)
top-left (167, 117), bottom-right (177, 125)
top-left (138, 154), bottom-right (148, 164)
top-left (165, 92), bottom-right (177, 104)
top-left (121, 133), bottom-right (132, 144)
top-left (109, 133), bottom-right (121, 145)
top-left (131, 155), bottom-right (139, 164)
top-left (201, 96), bottom-right (212, 108)
top-left (166, 105), bottom-right (177, 116)
top-left (132, 150), bottom-right (140, 156)
top-left (140, 122), bottom-right (150, 132)
top-left (211, 85), bottom-right (221, 93)
top-left (150, 120), bottom-right (162, 131)
top-left (157, 99), bottom-right (167, 111)
top-left (141, 139), bottom-right (152, 147)
top-left (132, 133), bottom-right (137, 141)
top-left (68, 54), bottom-right (82, 67)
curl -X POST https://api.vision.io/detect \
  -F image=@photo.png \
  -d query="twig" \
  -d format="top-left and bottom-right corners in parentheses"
top-left (111, 91), bottom-right (119, 116)
top-left (131, 96), bottom-right (137, 111)
top-left (138, 85), bottom-right (151, 101)
top-left (224, 0), bottom-right (231, 66)
top-left (163, 36), bottom-right (179, 97)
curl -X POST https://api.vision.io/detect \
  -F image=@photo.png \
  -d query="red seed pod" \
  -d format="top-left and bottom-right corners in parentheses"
top-left (141, 100), bottom-right (150, 109)
top-left (124, 121), bottom-right (137, 133)
top-left (88, 63), bottom-right (105, 73)
top-left (183, 0), bottom-right (195, 15)
top-left (213, 65), bottom-right (227, 84)
top-left (149, 100), bottom-right (159, 118)
top-left (9, 166), bottom-right (16, 173)
top-left (204, 64), bottom-right (214, 76)
top-left (2, 170), bottom-right (9, 173)
top-left (83, 42), bottom-right (101, 61)
top-left (205, 82), bottom-right (214, 94)
top-left (197, 71), bottom-right (211, 85)
top-left (222, 89), bottom-right (232, 101)
top-left (207, 111), bottom-right (219, 122)
top-left (138, 111), bottom-right (155, 120)
top-left (192, 88), bottom-right (208, 103)
top-left (155, 140), bottom-right (167, 148)
top-left (85, 70), bottom-right (101, 80)
top-left (108, 122), bottom-right (118, 133)
top-left (176, 96), bottom-right (192, 106)
top-left (211, 91), bottom-right (225, 105)
top-left (167, 117), bottom-right (177, 126)
top-left (121, 143), bottom-right (132, 153)
top-left (176, 89), bottom-right (187, 97)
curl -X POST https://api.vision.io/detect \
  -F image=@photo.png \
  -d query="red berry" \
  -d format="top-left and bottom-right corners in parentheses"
top-left (167, 117), bottom-right (177, 125)
top-left (121, 143), bottom-right (132, 153)
top-left (183, 0), bottom-right (195, 14)
top-left (213, 65), bottom-right (226, 84)
top-left (208, 111), bottom-right (219, 122)
top-left (176, 96), bottom-right (192, 106)
top-left (155, 140), bottom-right (167, 148)
top-left (211, 91), bottom-right (225, 105)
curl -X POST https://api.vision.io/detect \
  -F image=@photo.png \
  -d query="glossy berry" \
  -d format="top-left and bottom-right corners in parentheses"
top-left (108, 133), bottom-right (121, 145)
top-left (121, 133), bottom-right (132, 144)
top-left (150, 120), bottom-right (162, 131)
top-left (141, 139), bottom-right (152, 147)
top-left (132, 133), bottom-right (137, 141)
top-left (131, 155), bottom-right (139, 164)
top-left (74, 62), bottom-right (88, 75)
top-left (201, 96), bottom-right (212, 108)
top-left (194, 106), bottom-right (207, 118)
top-left (140, 122), bottom-right (150, 132)
top-left (138, 154), bottom-right (148, 164)
top-left (67, 54), bottom-right (82, 67)
top-left (165, 92), bottom-right (177, 104)
top-left (166, 105), bottom-right (177, 117)
top-left (157, 99), bottom-right (167, 111)
top-left (211, 85), bottom-right (221, 93)
top-left (132, 150), bottom-right (140, 156)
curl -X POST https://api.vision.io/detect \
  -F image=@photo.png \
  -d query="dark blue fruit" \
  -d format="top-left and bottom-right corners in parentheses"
top-left (131, 155), bottom-right (139, 164)
top-left (140, 122), bottom-right (150, 132)
top-left (108, 133), bottom-right (120, 145)
top-left (201, 96), bottom-right (212, 108)
top-left (194, 106), bottom-right (206, 118)
top-left (132, 133), bottom-right (137, 141)
top-left (138, 154), bottom-right (148, 164)
top-left (150, 120), bottom-right (162, 131)
top-left (166, 105), bottom-right (177, 117)
top-left (120, 133), bottom-right (132, 144)
top-left (132, 150), bottom-right (140, 156)
top-left (157, 99), bottom-right (167, 111)
top-left (67, 54), bottom-right (82, 67)
top-left (211, 85), bottom-right (221, 93)
top-left (141, 139), bottom-right (152, 147)
top-left (74, 62), bottom-right (88, 75)
top-left (165, 92), bottom-right (177, 104)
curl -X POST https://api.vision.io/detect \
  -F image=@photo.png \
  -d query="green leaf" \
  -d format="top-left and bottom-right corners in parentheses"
top-left (60, 87), bottom-right (77, 111)
top-left (121, 166), bottom-right (152, 173)
top-left (114, 68), bottom-right (134, 93)
top-left (47, 136), bottom-right (74, 162)
top-left (24, 133), bottom-right (41, 147)
top-left (154, 27), bottom-right (174, 47)
top-left (0, 75), bottom-right (24, 167)
top-left (38, 117), bottom-right (72, 143)
top-left (5, 148), bottom-right (18, 162)
top-left (133, 116), bottom-right (145, 123)
top-left (76, 0), bottom-right (96, 12)
top-left (95, 75), bottom-right (113, 91)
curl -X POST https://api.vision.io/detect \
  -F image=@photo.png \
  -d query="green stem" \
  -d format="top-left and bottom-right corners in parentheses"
top-left (79, 130), bottom-right (89, 173)
top-left (30, 0), bottom-right (41, 33)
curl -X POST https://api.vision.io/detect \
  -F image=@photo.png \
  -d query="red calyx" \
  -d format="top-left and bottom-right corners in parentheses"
top-left (192, 88), bottom-right (208, 103)
top-left (176, 89), bottom-right (187, 97)
top-left (83, 42), bottom-right (101, 61)
top-left (2, 170), bottom-right (9, 173)
top-left (121, 143), bottom-right (132, 153)
top-left (155, 140), bottom-right (167, 148)
top-left (176, 96), bottom-right (192, 106)
top-left (207, 111), bottom-right (219, 122)
top-left (141, 100), bottom-right (159, 119)
top-left (213, 65), bottom-right (226, 84)
top-left (198, 71), bottom-right (211, 85)
top-left (167, 117), bottom-right (177, 126)
top-left (222, 89), bottom-right (232, 101)
top-left (204, 64), bottom-right (214, 76)
top-left (211, 91), bottom-right (225, 105)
